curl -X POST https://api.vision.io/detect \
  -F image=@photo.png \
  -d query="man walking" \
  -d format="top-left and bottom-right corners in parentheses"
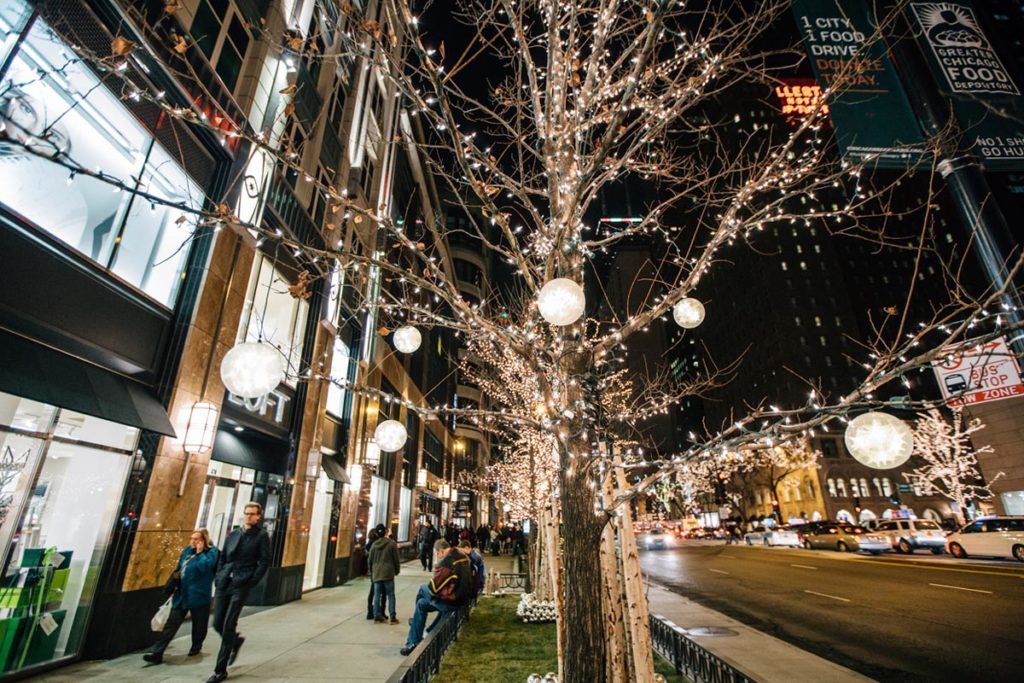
top-left (207, 502), bottom-right (270, 683)
top-left (400, 540), bottom-right (473, 656)
top-left (367, 523), bottom-right (401, 624)
top-left (417, 519), bottom-right (439, 571)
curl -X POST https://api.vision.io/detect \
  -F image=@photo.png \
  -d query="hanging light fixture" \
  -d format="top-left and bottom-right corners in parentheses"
top-left (364, 441), bottom-right (381, 467)
top-left (843, 412), bottom-right (914, 469)
top-left (182, 401), bottom-right (219, 454)
top-left (220, 341), bottom-right (285, 399)
top-left (449, 486), bottom-right (459, 503)
top-left (392, 325), bottom-right (422, 353)
top-left (439, 482), bottom-right (451, 499)
top-left (537, 278), bottom-right (586, 326)
top-left (416, 468), bottom-right (428, 487)
top-left (672, 297), bottom-right (706, 329)
top-left (373, 419), bottom-right (408, 452)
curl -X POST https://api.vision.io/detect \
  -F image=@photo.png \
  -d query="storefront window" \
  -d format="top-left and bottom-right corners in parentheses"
top-left (369, 475), bottom-right (389, 529)
top-left (398, 487), bottom-right (412, 542)
top-left (239, 253), bottom-right (310, 386)
top-left (325, 337), bottom-right (352, 419)
top-left (302, 470), bottom-right (334, 591)
top-left (196, 460), bottom-right (283, 550)
top-left (0, 9), bottom-right (203, 306)
top-left (0, 391), bottom-right (137, 674)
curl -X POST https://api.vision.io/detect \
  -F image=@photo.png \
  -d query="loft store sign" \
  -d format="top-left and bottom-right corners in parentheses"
top-left (225, 387), bottom-right (294, 430)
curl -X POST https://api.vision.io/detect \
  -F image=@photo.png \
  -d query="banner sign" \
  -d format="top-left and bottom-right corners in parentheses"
top-left (792, 0), bottom-right (927, 168)
top-left (931, 337), bottom-right (1024, 406)
top-left (910, 2), bottom-right (1024, 170)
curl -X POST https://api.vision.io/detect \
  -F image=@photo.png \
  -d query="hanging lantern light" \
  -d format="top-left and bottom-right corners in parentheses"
top-left (182, 401), bottom-right (219, 454)
top-left (373, 419), bottom-right (408, 452)
top-left (439, 482), bottom-right (451, 499)
top-left (537, 278), bottom-right (585, 326)
top-left (672, 297), bottom-right (706, 329)
top-left (449, 486), bottom-right (459, 503)
top-left (392, 325), bottom-right (422, 354)
top-left (220, 342), bottom-right (286, 399)
top-left (416, 468), bottom-right (428, 487)
top-left (843, 411), bottom-right (913, 469)
top-left (364, 442), bottom-right (381, 468)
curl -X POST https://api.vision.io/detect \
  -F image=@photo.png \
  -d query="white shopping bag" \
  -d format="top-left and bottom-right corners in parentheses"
top-left (151, 598), bottom-right (172, 632)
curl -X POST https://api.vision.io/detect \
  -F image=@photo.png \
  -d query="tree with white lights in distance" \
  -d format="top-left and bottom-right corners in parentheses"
top-left (904, 408), bottom-right (1001, 524)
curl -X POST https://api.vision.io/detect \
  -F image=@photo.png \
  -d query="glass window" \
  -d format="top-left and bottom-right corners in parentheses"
top-left (860, 479), bottom-right (870, 498)
top-left (0, 391), bottom-right (137, 674)
top-left (836, 479), bottom-right (847, 497)
top-left (370, 475), bottom-right (390, 528)
top-left (0, 13), bottom-right (202, 306)
top-left (325, 337), bottom-right (352, 419)
top-left (849, 479), bottom-right (860, 497)
top-left (398, 486), bottom-right (412, 542)
top-left (881, 478), bottom-right (893, 496)
top-left (239, 253), bottom-right (311, 385)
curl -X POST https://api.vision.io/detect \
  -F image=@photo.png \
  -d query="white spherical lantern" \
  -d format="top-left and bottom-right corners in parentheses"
top-left (392, 325), bottom-right (422, 354)
top-left (843, 411), bottom-right (913, 469)
top-left (672, 297), bottom-right (705, 329)
top-left (373, 419), bottom-right (408, 452)
top-left (220, 342), bottom-right (285, 399)
top-left (537, 278), bottom-right (585, 326)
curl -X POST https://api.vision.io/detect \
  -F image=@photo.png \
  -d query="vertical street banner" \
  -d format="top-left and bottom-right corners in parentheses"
top-left (930, 337), bottom-right (1024, 406)
top-left (792, 0), bottom-right (927, 168)
top-left (910, 2), bottom-right (1024, 170)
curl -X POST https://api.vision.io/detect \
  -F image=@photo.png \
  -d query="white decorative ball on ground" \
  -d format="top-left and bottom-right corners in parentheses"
top-left (537, 278), bottom-right (585, 326)
top-left (220, 342), bottom-right (285, 399)
top-left (374, 419), bottom-right (408, 452)
top-left (672, 297), bottom-right (705, 329)
top-left (393, 325), bottom-right (422, 354)
top-left (843, 411), bottom-right (913, 469)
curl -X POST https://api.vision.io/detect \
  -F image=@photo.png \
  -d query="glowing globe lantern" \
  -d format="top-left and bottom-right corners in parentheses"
top-left (843, 411), bottom-right (913, 469)
top-left (220, 342), bottom-right (285, 399)
top-left (392, 325), bottom-right (422, 354)
top-left (537, 278), bottom-right (585, 326)
top-left (672, 297), bottom-right (705, 329)
top-left (373, 419), bottom-right (408, 452)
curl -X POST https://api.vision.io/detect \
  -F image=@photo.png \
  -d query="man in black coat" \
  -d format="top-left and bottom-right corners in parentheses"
top-left (207, 501), bottom-right (270, 683)
top-left (416, 520), bottom-right (439, 570)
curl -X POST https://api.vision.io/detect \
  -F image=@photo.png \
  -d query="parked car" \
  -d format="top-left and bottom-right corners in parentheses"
top-left (639, 528), bottom-right (672, 550)
top-left (743, 527), bottom-right (768, 545)
top-left (946, 517), bottom-right (1024, 562)
top-left (763, 526), bottom-right (801, 548)
top-left (874, 519), bottom-right (946, 554)
top-left (801, 522), bottom-right (889, 554)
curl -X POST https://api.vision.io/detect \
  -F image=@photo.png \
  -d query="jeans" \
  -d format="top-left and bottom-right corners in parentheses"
top-left (212, 588), bottom-right (249, 674)
top-left (404, 584), bottom-right (457, 648)
top-left (373, 579), bottom-right (396, 620)
top-left (150, 603), bottom-right (210, 655)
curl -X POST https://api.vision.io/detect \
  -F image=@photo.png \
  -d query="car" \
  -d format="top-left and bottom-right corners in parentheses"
top-left (763, 526), bottom-right (801, 548)
top-left (639, 528), bottom-right (672, 550)
top-left (874, 519), bottom-right (946, 554)
top-left (801, 521), bottom-right (889, 554)
top-left (946, 517), bottom-right (1024, 562)
top-left (743, 526), bottom-right (768, 545)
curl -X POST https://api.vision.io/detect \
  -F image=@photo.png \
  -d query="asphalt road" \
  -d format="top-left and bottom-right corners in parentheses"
top-left (640, 541), bottom-right (1024, 682)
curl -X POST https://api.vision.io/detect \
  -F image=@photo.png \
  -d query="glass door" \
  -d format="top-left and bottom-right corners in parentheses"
top-left (302, 470), bottom-right (334, 591)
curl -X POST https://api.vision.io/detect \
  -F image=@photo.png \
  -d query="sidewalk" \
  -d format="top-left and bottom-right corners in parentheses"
top-left (648, 583), bottom-right (875, 682)
top-left (35, 561), bottom-right (435, 682)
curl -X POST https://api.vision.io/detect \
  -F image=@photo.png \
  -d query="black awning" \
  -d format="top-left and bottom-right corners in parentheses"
top-left (320, 452), bottom-right (351, 484)
top-left (0, 330), bottom-right (176, 437)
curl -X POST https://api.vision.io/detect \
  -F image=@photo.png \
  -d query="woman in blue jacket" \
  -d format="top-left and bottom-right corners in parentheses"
top-left (144, 528), bottom-right (219, 664)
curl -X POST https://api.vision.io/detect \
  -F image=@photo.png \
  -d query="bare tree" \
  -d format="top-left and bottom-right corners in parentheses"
top-left (904, 408), bottom-right (1002, 524)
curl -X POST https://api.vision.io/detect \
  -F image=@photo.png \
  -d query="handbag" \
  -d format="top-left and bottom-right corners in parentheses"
top-left (163, 551), bottom-right (198, 596)
top-left (151, 597), bottom-right (172, 632)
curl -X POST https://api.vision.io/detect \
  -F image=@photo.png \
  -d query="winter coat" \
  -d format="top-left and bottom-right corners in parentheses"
top-left (171, 545), bottom-right (219, 610)
top-left (215, 524), bottom-right (271, 593)
top-left (417, 525), bottom-right (438, 550)
top-left (367, 536), bottom-right (401, 582)
top-left (466, 548), bottom-right (486, 594)
top-left (429, 550), bottom-right (474, 606)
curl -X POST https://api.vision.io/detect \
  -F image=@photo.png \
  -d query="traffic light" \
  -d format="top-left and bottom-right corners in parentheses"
top-left (853, 497), bottom-right (862, 513)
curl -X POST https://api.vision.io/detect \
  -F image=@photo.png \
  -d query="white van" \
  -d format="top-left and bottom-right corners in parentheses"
top-left (875, 518), bottom-right (946, 554)
top-left (946, 517), bottom-right (1024, 562)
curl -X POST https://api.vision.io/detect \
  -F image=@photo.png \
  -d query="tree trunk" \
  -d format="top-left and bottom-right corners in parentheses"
top-left (600, 472), bottom-right (628, 683)
top-left (614, 459), bottom-right (655, 682)
top-left (559, 454), bottom-right (607, 683)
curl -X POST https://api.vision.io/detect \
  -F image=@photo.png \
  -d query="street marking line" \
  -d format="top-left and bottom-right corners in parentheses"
top-left (790, 564), bottom-right (818, 570)
top-left (709, 568), bottom-right (730, 575)
top-left (803, 589), bottom-right (850, 602)
top-left (832, 557), bottom-right (1024, 580)
top-left (928, 583), bottom-right (993, 595)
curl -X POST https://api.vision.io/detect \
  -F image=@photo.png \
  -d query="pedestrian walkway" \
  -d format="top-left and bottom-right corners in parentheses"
top-left (35, 561), bottom-right (436, 682)
top-left (648, 583), bottom-right (874, 682)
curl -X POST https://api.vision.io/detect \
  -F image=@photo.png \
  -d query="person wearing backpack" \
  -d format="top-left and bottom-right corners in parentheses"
top-left (399, 539), bottom-right (473, 656)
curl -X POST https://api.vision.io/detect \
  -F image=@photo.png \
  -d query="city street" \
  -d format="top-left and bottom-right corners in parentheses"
top-left (641, 541), bottom-right (1024, 682)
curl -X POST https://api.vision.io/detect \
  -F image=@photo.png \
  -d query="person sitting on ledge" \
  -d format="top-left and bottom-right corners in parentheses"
top-left (399, 539), bottom-right (473, 656)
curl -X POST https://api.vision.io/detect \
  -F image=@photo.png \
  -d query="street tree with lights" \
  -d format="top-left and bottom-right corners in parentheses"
top-left (904, 408), bottom-right (1002, 524)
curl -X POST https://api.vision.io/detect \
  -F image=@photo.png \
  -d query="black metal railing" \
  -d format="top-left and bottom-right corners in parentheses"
top-left (385, 602), bottom-right (473, 683)
top-left (494, 573), bottom-right (528, 592)
top-left (650, 614), bottom-right (755, 683)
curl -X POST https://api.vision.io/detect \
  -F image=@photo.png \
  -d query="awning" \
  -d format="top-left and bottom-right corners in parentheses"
top-left (320, 452), bottom-right (351, 484)
top-left (0, 330), bottom-right (176, 437)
